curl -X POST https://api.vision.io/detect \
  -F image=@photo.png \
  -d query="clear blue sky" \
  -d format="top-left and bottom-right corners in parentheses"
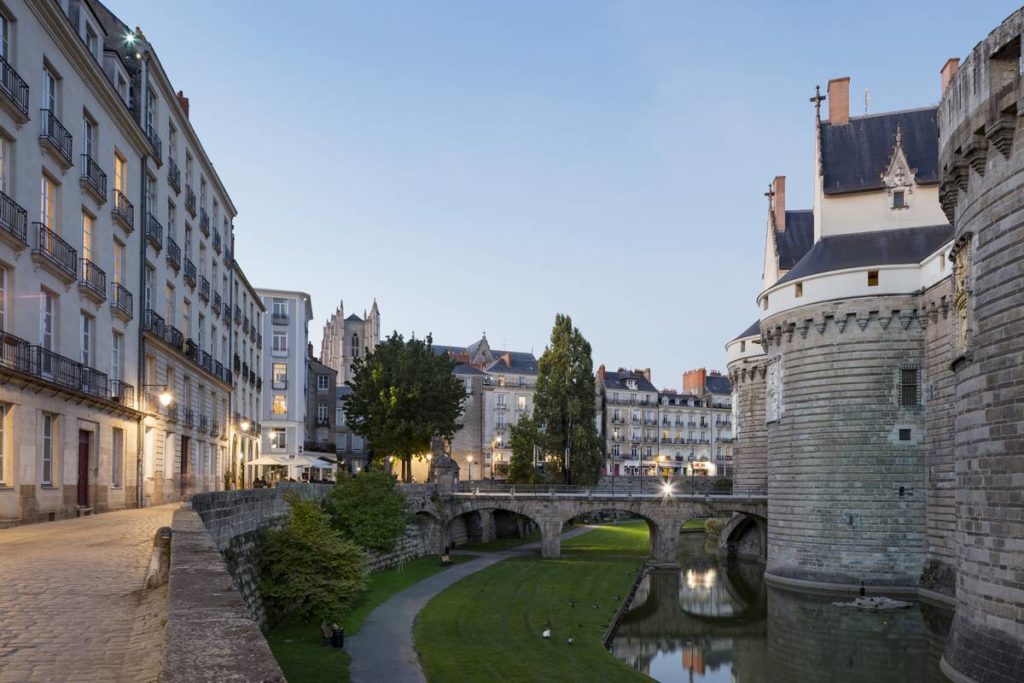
top-left (107, 0), bottom-right (1018, 389)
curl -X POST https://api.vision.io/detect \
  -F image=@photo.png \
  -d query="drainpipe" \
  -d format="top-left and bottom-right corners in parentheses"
top-left (135, 53), bottom-right (151, 510)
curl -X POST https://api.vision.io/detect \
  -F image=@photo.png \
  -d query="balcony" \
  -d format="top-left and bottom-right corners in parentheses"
top-left (201, 351), bottom-right (213, 374)
top-left (222, 367), bottom-right (233, 385)
top-left (243, 315), bottom-right (249, 331)
top-left (79, 259), bottom-right (106, 303)
top-left (198, 276), bottom-right (210, 302)
top-left (111, 283), bottom-right (133, 321)
top-left (213, 291), bottom-right (222, 311)
top-left (184, 338), bottom-right (199, 363)
top-left (272, 312), bottom-right (288, 326)
top-left (182, 408), bottom-right (194, 428)
top-left (199, 414), bottom-right (209, 433)
top-left (249, 326), bottom-right (257, 343)
top-left (32, 223), bottom-right (77, 283)
top-left (164, 325), bottom-right (184, 351)
top-left (0, 190), bottom-right (28, 250)
top-left (199, 208), bottom-right (210, 236)
top-left (185, 186), bottom-right (197, 217)
top-left (242, 362), bottom-right (249, 378)
top-left (222, 301), bottom-right (231, 322)
top-left (212, 229), bottom-right (221, 253)
top-left (145, 213), bottom-right (163, 251)
top-left (79, 155), bottom-right (107, 204)
top-left (183, 259), bottom-right (196, 288)
top-left (146, 124), bottom-right (162, 164)
top-left (234, 305), bottom-right (241, 324)
top-left (256, 334), bottom-right (263, 349)
top-left (112, 190), bottom-right (134, 232)
top-left (214, 360), bottom-right (224, 379)
top-left (211, 420), bottom-right (220, 437)
top-left (224, 248), bottom-right (233, 268)
top-left (143, 309), bottom-right (166, 338)
top-left (0, 56), bottom-right (29, 123)
top-left (0, 331), bottom-right (112, 401)
top-left (166, 236), bottom-right (181, 271)
top-left (233, 354), bottom-right (241, 372)
top-left (255, 377), bottom-right (262, 391)
top-left (110, 380), bottom-right (135, 409)
top-left (39, 109), bottom-right (73, 168)
top-left (167, 156), bottom-right (181, 194)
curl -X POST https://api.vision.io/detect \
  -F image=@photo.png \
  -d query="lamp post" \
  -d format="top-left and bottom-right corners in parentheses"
top-left (142, 385), bottom-right (173, 409)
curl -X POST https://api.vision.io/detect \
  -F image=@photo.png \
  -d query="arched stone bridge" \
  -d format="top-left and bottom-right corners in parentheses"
top-left (402, 484), bottom-right (767, 566)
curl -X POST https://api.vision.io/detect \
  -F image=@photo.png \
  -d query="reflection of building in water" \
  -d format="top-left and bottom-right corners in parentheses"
top-left (680, 567), bottom-right (741, 618)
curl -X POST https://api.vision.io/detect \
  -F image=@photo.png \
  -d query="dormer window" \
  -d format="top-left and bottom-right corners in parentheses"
top-left (893, 190), bottom-right (906, 209)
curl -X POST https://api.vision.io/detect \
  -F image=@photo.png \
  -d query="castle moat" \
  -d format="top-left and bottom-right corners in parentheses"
top-left (610, 535), bottom-right (954, 682)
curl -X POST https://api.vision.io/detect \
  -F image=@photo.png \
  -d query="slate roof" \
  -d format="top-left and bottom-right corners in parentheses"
top-left (776, 224), bottom-right (953, 286)
top-left (820, 107), bottom-right (939, 195)
top-left (730, 320), bottom-right (762, 342)
top-left (777, 210), bottom-right (815, 270)
top-left (345, 313), bottom-right (364, 322)
top-left (705, 374), bottom-right (733, 396)
top-left (601, 370), bottom-right (658, 394)
top-left (433, 342), bottom-right (538, 376)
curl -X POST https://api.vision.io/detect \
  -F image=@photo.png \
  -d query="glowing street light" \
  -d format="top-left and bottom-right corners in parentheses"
top-left (240, 420), bottom-right (251, 433)
top-left (158, 388), bottom-right (173, 407)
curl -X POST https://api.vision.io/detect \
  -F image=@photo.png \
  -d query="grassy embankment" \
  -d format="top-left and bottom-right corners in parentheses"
top-left (414, 521), bottom-right (651, 683)
top-left (266, 554), bottom-right (472, 683)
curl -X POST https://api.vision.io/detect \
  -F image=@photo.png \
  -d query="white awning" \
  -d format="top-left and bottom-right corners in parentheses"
top-left (249, 454), bottom-right (292, 466)
top-left (292, 455), bottom-right (335, 469)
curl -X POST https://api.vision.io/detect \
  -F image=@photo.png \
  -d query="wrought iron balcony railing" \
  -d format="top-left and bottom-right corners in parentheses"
top-left (112, 189), bottom-right (134, 231)
top-left (146, 213), bottom-right (163, 251)
top-left (111, 282), bottom-right (133, 321)
top-left (0, 56), bottom-right (29, 120)
top-left (32, 223), bottom-right (77, 282)
top-left (167, 156), bottom-right (181, 194)
top-left (79, 154), bottom-right (107, 202)
top-left (184, 259), bottom-right (196, 288)
top-left (40, 109), bottom-right (73, 167)
top-left (0, 190), bottom-right (27, 248)
top-left (166, 236), bottom-right (181, 271)
top-left (185, 186), bottom-right (197, 216)
top-left (79, 258), bottom-right (106, 301)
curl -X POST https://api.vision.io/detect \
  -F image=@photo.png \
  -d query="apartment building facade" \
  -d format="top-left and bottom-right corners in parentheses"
top-left (258, 289), bottom-right (314, 481)
top-left (228, 263), bottom-right (263, 488)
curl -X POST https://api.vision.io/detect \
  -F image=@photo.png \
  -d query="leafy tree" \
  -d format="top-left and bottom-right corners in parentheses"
top-left (326, 470), bottom-right (408, 553)
top-left (531, 314), bottom-right (604, 485)
top-left (507, 415), bottom-right (540, 484)
top-left (260, 495), bottom-right (367, 624)
top-left (345, 332), bottom-right (466, 482)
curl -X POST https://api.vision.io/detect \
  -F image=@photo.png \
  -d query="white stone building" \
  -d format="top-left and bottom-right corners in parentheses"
top-left (319, 299), bottom-right (379, 385)
top-left (228, 264), bottom-right (263, 487)
top-left (257, 289), bottom-right (314, 481)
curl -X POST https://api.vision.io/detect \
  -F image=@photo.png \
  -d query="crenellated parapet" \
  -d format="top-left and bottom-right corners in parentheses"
top-left (761, 299), bottom-right (929, 351)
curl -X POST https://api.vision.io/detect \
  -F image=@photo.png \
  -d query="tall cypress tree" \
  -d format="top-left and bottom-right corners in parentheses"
top-left (528, 314), bottom-right (603, 485)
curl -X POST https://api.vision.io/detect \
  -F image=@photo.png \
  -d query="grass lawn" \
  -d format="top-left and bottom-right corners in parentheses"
top-left (458, 530), bottom-right (541, 552)
top-left (682, 517), bottom-right (710, 532)
top-left (414, 522), bottom-right (650, 682)
top-left (266, 554), bottom-right (473, 683)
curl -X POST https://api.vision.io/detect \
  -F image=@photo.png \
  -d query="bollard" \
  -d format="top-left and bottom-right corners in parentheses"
top-left (332, 626), bottom-right (345, 649)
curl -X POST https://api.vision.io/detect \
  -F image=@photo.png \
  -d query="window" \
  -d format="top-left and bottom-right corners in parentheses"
top-left (183, 301), bottom-right (191, 338)
top-left (81, 211), bottom-right (93, 262)
top-left (111, 333), bottom-right (123, 383)
top-left (272, 363), bottom-right (287, 388)
top-left (144, 265), bottom-right (154, 311)
top-left (794, 282), bottom-right (803, 298)
top-left (899, 428), bottom-right (912, 442)
top-left (740, 341), bottom-right (746, 352)
top-left (39, 289), bottom-right (55, 367)
top-left (0, 13), bottom-right (8, 61)
top-left (496, 393), bottom-right (506, 408)
top-left (116, 73), bottom-right (127, 101)
top-left (762, 296), bottom-right (769, 310)
top-left (270, 428), bottom-right (286, 449)
top-left (496, 413), bottom-right (506, 427)
top-left (893, 191), bottom-right (906, 209)
top-left (82, 114), bottom-right (96, 159)
top-left (114, 154), bottom-right (127, 195)
top-left (0, 404), bottom-right (5, 484)
top-left (112, 428), bottom-right (124, 487)
top-left (867, 270), bottom-right (879, 286)
top-left (273, 332), bottom-right (287, 355)
top-left (317, 375), bottom-right (329, 391)
top-left (80, 312), bottom-right (92, 366)
top-left (517, 395), bottom-right (527, 411)
top-left (0, 267), bottom-right (5, 330)
top-left (165, 284), bottom-right (175, 322)
top-left (42, 66), bottom-right (57, 113)
top-left (464, 378), bottom-right (472, 394)
top-left (900, 368), bottom-right (919, 407)
top-left (168, 201), bottom-right (176, 237)
top-left (351, 333), bottom-right (360, 358)
top-left (85, 24), bottom-right (98, 59)
top-left (272, 395), bottom-right (287, 415)
top-left (41, 414), bottom-right (55, 485)
top-left (40, 174), bottom-right (58, 229)
top-left (317, 403), bottom-right (328, 422)
top-left (0, 135), bottom-right (10, 194)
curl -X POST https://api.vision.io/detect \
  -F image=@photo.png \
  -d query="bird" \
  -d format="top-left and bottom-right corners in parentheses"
top-left (542, 629), bottom-right (551, 639)
top-left (567, 636), bottom-right (574, 646)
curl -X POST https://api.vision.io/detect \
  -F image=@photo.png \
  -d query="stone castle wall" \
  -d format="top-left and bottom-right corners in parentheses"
top-left (938, 10), bottom-right (1024, 681)
top-left (728, 356), bottom-right (768, 494)
top-left (763, 296), bottom-right (929, 586)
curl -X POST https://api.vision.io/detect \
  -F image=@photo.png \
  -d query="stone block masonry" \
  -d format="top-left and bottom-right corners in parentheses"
top-left (938, 9), bottom-right (1024, 681)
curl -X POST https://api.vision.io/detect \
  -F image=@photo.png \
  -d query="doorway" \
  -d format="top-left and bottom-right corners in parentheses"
top-left (77, 430), bottom-right (90, 507)
top-left (180, 435), bottom-right (190, 496)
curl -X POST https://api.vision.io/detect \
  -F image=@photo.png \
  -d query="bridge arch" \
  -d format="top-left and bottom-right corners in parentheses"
top-left (717, 512), bottom-right (767, 562)
top-left (446, 500), bottom-right (544, 552)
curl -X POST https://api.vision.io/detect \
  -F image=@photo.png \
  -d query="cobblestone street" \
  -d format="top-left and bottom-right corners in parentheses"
top-left (0, 506), bottom-right (176, 683)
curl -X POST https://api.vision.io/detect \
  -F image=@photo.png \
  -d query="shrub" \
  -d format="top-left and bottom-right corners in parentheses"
top-left (260, 495), bottom-right (367, 624)
top-left (326, 470), bottom-right (408, 553)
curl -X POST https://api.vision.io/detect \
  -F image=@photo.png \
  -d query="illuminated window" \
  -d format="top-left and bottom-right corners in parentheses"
top-left (272, 395), bottom-right (287, 415)
top-left (272, 363), bottom-right (287, 389)
top-left (794, 282), bottom-right (803, 298)
top-left (867, 270), bottom-right (879, 286)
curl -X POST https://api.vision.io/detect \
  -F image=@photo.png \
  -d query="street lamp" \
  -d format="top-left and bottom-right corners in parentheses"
top-left (240, 419), bottom-right (251, 433)
top-left (143, 385), bottom-right (173, 408)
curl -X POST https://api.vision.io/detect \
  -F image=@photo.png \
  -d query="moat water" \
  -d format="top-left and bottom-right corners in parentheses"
top-left (609, 535), bottom-right (954, 682)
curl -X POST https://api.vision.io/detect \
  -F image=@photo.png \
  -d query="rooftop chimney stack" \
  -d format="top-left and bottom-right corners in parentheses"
top-left (940, 58), bottom-right (960, 95)
top-left (597, 364), bottom-right (606, 382)
top-left (643, 368), bottom-right (651, 382)
top-left (828, 77), bottom-right (850, 125)
top-left (773, 176), bottom-right (786, 232)
top-left (176, 90), bottom-right (189, 119)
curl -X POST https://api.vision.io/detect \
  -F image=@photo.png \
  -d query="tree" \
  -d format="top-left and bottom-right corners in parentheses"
top-left (531, 314), bottom-right (604, 485)
top-left (507, 415), bottom-right (540, 484)
top-left (326, 470), bottom-right (407, 553)
top-left (260, 495), bottom-right (367, 624)
top-left (345, 332), bottom-right (465, 482)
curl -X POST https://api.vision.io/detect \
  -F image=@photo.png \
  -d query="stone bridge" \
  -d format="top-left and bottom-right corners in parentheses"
top-left (401, 481), bottom-right (767, 566)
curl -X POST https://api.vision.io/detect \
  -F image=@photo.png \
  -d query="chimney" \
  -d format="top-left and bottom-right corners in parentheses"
top-left (772, 176), bottom-right (786, 232)
top-left (827, 77), bottom-right (850, 125)
top-left (940, 58), bottom-right (960, 96)
top-left (682, 368), bottom-right (706, 395)
top-left (176, 90), bottom-right (189, 119)
top-left (597, 364), bottom-right (606, 382)
top-left (643, 368), bottom-right (651, 382)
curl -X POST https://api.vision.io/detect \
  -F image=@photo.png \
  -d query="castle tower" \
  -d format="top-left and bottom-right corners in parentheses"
top-left (938, 12), bottom-right (1024, 681)
top-left (725, 322), bottom-right (768, 495)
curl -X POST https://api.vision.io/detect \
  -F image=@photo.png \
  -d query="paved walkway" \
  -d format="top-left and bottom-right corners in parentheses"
top-left (347, 527), bottom-right (593, 683)
top-left (0, 506), bottom-right (176, 683)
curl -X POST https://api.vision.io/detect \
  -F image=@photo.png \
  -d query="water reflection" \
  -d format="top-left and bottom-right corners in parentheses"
top-left (609, 535), bottom-right (952, 682)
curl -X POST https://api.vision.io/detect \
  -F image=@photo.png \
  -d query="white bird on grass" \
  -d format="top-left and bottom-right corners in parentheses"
top-left (542, 629), bottom-right (551, 639)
